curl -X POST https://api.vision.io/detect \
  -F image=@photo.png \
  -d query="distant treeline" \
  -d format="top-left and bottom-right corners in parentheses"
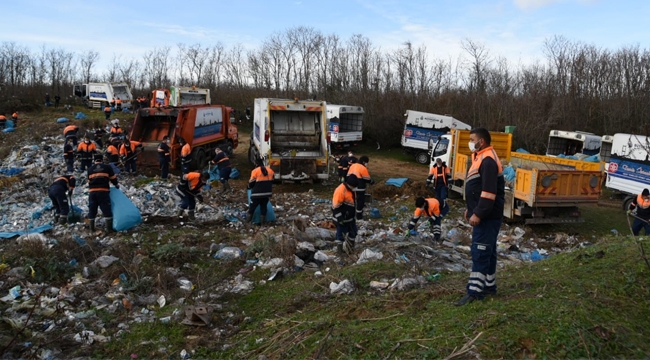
top-left (1, 28), bottom-right (650, 152)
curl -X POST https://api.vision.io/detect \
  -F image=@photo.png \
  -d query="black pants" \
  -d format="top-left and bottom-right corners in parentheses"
top-left (88, 191), bottom-right (112, 219)
top-left (105, 111), bottom-right (111, 120)
top-left (160, 159), bottom-right (169, 179)
top-left (249, 197), bottom-right (269, 216)
top-left (66, 135), bottom-right (78, 147)
top-left (48, 185), bottom-right (69, 216)
top-left (95, 138), bottom-right (103, 149)
top-left (354, 188), bottom-right (366, 220)
top-left (65, 157), bottom-right (74, 173)
top-left (80, 159), bottom-right (92, 171)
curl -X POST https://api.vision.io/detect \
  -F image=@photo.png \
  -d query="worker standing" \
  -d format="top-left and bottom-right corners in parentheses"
top-left (77, 135), bottom-right (97, 172)
top-left (115, 97), bottom-right (122, 111)
top-left (87, 154), bottom-right (119, 233)
top-left (63, 138), bottom-right (75, 173)
top-left (158, 136), bottom-right (171, 179)
top-left (180, 138), bottom-right (192, 174)
top-left (109, 120), bottom-right (123, 143)
top-left (104, 103), bottom-right (112, 120)
top-left (347, 156), bottom-right (374, 220)
top-left (407, 197), bottom-right (442, 242)
top-left (11, 112), bottom-right (18, 127)
top-left (105, 140), bottom-right (121, 165)
top-left (427, 158), bottom-right (451, 216)
top-left (628, 188), bottom-right (650, 235)
top-left (337, 151), bottom-right (357, 182)
top-left (175, 172), bottom-right (210, 220)
top-left (246, 158), bottom-right (275, 225)
top-left (48, 173), bottom-right (76, 225)
top-left (332, 175), bottom-right (359, 254)
top-left (63, 124), bottom-right (79, 146)
top-left (54, 94), bottom-right (61, 108)
top-left (210, 147), bottom-right (232, 193)
top-left (455, 128), bottom-right (505, 306)
top-left (119, 137), bottom-right (142, 175)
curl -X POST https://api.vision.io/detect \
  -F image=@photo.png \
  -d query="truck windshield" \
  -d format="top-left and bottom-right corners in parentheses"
top-left (432, 139), bottom-right (449, 158)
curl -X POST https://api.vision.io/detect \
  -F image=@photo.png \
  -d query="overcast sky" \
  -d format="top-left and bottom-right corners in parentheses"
top-left (2, 0), bottom-right (647, 69)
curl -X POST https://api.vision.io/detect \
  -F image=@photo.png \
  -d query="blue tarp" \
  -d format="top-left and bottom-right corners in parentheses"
top-left (74, 112), bottom-right (88, 120)
top-left (110, 163), bottom-right (121, 175)
top-left (247, 189), bottom-right (276, 224)
top-left (230, 168), bottom-right (240, 179)
top-left (208, 166), bottom-right (240, 183)
top-left (385, 178), bottom-right (409, 188)
top-left (584, 154), bottom-right (600, 163)
top-left (557, 154), bottom-right (579, 160)
top-left (0, 224), bottom-right (53, 239)
top-left (2, 128), bottom-right (14, 133)
top-left (516, 148), bottom-right (530, 154)
top-left (0, 168), bottom-right (25, 176)
top-left (109, 188), bottom-right (142, 231)
top-left (56, 117), bottom-right (69, 123)
top-left (503, 166), bottom-right (516, 182)
top-left (5, 120), bottom-right (14, 129)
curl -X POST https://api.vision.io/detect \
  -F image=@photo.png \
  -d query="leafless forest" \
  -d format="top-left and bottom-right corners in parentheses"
top-left (1, 27), bottom-right (650, 151)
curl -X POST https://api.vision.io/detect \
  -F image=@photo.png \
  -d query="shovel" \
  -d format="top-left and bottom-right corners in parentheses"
top-left (67, 193), bottom-right (82, 224)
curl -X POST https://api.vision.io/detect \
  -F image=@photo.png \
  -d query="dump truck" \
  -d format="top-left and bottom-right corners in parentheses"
top-left (130, 104), bottom-right (238, 171)
top-left (401, 110), bottom-right (471, 164)
top-left (430, 129), bottom-right (603, 223)
top-left (249, 98), bottom-right (329, 182)
top-left (151, 86), bottom-right (211, 107)
top-left (73, 82), bottom-right (133, 109)
top-left (605, 133), bottom-right (650, 210)
top-left (326, 104), bottom-right (363, 149)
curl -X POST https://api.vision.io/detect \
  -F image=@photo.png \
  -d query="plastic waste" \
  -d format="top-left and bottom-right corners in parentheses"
top-left (329, 279), bottom-right (354, 294)
top-left (230, 168), bottom-right (240, 179)
top-left (531, 249), bottom-right (549, 262)
top-left (56, 117), bottom-right (69, 123)
top-left (214, 246), bottom-right (242, 260)
top-left (246, 189), bottom-right (276, 224)
top-left (356, 249), bottom-right (384, 265)
top-left (74, 235), bottom-right (87, 246)
top-left (427, 273), bottom-right (441, 281)
top-left (369, 208), bottom-right (381, 219)
top-left (515, 148), bottom-right (530, 154)
top-left (2, 128), bottom-right (14, 133)
top-left (92, 255), bottom-right (119, 268)
top-left (110, 188), bottom-right (143, 231)
top-left (503, 166), bottom-right (516, 182)
top-left (74, 112), bottom-right (88, 120)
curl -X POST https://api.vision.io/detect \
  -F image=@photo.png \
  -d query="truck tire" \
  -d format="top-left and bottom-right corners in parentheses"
top-left (192, 148), bottom-right (207, 170)
top-left (225, 140), bottom-right (234, 156)
top-left (623, 195), bottom-right (634, 212)
top-left (415, 152), bottom-right (430, 165)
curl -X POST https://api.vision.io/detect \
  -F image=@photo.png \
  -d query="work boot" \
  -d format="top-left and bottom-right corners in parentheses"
top-left (105, 217), bottom-right (115, 234)
top-left (59, 217), bottom-right (67, 225)
top-left (89, 219), bottom-right (96, 232)
top-left (260, 215), bottom-right (266, 226)
top-left (188, 210), bottom-right (195, 221)
top-left (223, 182), bottom-right (232, 194)
top-left (176, 209), bottom-right (185, 218)
top-left (245, 213), bottom-right (253, 223)
top-left (54, 214), bottom-right (60, 224)
top-left (454, 294), bottom-right (480, 306)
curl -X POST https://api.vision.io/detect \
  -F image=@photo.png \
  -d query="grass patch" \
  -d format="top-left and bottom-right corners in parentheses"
top-left (134, 177), bottom-right (157, 188)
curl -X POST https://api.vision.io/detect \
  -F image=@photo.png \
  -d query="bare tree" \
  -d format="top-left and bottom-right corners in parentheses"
top-left (79, 50), bottom-right (100, 84)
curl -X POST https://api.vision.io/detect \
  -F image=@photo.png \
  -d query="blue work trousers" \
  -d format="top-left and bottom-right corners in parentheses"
top-left (219, 167), bottom-right (232, 184)
top-left (48, 185), bottom-right (69, 216)
top-left (632, 218), bottom-right (650, 236)
top-left (466, 218), bottom-right (502, 299)
top-left (88, 191), bottom-right (112, 219)
top-left (335, 221), bottom-right (358, 241)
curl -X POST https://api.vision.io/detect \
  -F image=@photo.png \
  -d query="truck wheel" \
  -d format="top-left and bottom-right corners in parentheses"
top-left (623, 196), bottom-right (634, 212)
top-left (225, 141), bottom-right (234, 156)
top-left (415, 152), bottom-right (430, 165)
top-left (192, 148), bottom-right (206, 170)
top-left (248, 145), bottom-right (256, 165)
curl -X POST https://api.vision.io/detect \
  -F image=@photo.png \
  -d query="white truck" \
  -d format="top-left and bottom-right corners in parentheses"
top-left (546, 130), bottom-right (602, 158)
top-left (170, 86), bottom-right (211, 106)
top-left (401, 110), bottom-right (471, 164)
top-left (73, 82), bottom-right (133, 109)
top-left (605, 133), bottom-right (650, 210)
top-left (326, 104), bottom-right (363, 149)
top-left (249, 98), bottom-right (329, 182)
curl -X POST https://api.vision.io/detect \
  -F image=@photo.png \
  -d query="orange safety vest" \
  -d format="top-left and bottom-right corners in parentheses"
top-left (110, 126), bottom-right (123, 134)
top-left (348, 163), bottom-right (371, 189)
top-left (11, 112), bottom-right (17, 119)
top-left (0, 115), bottom-right (6, 121)
top-left (429, 165), bottom-right (450, 186)
top-left (332, 183), bottom-right (355, 210)
top-left (63, 125), bottom-right (78, 135)
top-left (119, 141), bottom-right (141, 157)
top-left (414, 198), bottom-right (441, 219)
top-left (635, 194), bottom-right (650, 209)
top-left (104, 106), bottom-right (111, 112)
top-left (467, 146), bottom-right (503, 201)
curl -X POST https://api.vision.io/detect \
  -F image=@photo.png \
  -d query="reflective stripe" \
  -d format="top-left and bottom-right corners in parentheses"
top-left (486, 274), bottom-right (496, 281)
top-left (89, 172), bottom-right (109, 179)
top-left (485, 280), bottom-right (496, 287)
top-left (468, 285), bottom-right (483, 292)
top-left (467, 173), bottom-right (481, 182)
top-left (470, 272), bottom-right (486, 280)
top-left (469, 279), bottom-right (484, 286)
top-left (481, 191), bottom-right (496, 200)
top-left (251, 192), bottom-right (272, 197)
top-left (89, 188), bottom-right (109, 192)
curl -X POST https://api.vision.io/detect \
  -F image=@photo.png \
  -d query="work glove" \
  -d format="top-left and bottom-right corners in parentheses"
top-left (627, 210), bottom-right (632, 215)
top-left (196, 194), bottom-right (204, 203)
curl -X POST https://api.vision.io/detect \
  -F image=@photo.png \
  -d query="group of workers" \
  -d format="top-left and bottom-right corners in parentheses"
top-left (0, 112), bottom-right (19, 129)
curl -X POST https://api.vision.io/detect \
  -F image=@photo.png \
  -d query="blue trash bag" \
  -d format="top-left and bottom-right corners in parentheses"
top-left (75, 112), bottom-right (88, 120)
top-left (0, 168), bottom-right (24, 176)
top-left (246, 189), bottom-right (276, 224)
top-left (56, 117), bottom-right (69, 123)
top-left (584, 154), bottom-right (599, 162)
top-left (230, 168), bottom-right (240, 179)
top-left (208, 166), bottom-right (220, 183)
top-left (109, 188), bottom-right (142, 231)
top-left (110, 163), bottom-right (121, 175)
top-left (503, 166), bottom-right (516, 182)
top-left (515, 148), bottom-right (530, 154)
top-left (121, 108), bottom-right (131, 114)
top-left (369, 208), bottom-right (381, 219)
top-left (5, 120), bottom-right (14, 129)
top-left (2, 128), bottom-right (14, 133)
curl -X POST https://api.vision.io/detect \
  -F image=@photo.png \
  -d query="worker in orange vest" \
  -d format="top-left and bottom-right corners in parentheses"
top-left (63, 124), bottom-right (79, 146)
top-left (347, 156), bottom-right (374, 220)
top-left (115, 97), bottom-right (123, 111)
top-left (180, 138), bottom-right (192, 174)
top-left (175, 172), bottom-right (210, 220)
top-left (105, 139), bottom-right (121, 165)
top-left (246, 158), bottom-right (275, 225)
top-left (77, 135), bottom-right (98, 172)
top-left (104, 103), bottom-right (112, 120)
top-left (119, 137), bottom-right (143, 174)
top-left (11, 112), bottom-right (18, 127)
top-left (0, 114), bottom-right (6, 130)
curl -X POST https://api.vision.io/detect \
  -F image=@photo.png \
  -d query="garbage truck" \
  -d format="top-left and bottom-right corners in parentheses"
top-left (429, 129), bottom-right (603, 223)
top-left (151, 86), bottom-right (211, 107)
top-left (130, 104), bottom-right (238, 170)
top-left (546, 130), bottom-right (602, 158)
top-left (605, 133), bottom-right (650, 210)
top-left (401, 110), bottom-right (471, 164)
top-left (73, 82), bottom-right (133, 109)
top-left (326, 104), bottom-right (363, 149)
top-left (249, 98), bottom-right (329, 182)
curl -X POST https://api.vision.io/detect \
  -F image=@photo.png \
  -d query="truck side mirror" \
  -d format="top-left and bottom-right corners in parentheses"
top-left (428, 139), bottom-right (435, 150)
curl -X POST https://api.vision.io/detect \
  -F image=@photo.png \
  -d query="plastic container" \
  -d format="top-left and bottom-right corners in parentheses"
top-left (214, 246), bottom-right (243, 260)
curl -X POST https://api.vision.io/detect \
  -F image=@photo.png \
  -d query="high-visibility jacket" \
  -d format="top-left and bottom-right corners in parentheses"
top-left (104, 106), bottom-right (112, 113)
top-left (106, 145), bottom-right (120, 163)
top-left (248, 166), bottom-right (275, 198)
top-left (88, 163), bottom-right (118, 192)
top-left (51, 175), bottom-right (76, 192)
top-left (64, 125), bottom-right (78, 137)
top-left (0, 115), bottom-right (5, 123)
top-left (11, 112), bottom-right (18, 119)
top-left (77, 141), bottom-right (97, 161)
top-left (116, 99), bottom-right (122, 105)
top-left (332, 183), bottom-right (356, 224)
top-left (181, 144), bottom-right (192, 165)
top-left (179, 172), bottom-right (204, 195)
top-left (427, 164), bottom-right (450, 187)
top-left (631, 194), bottom-right (650, 219)
top-left (408, 198), bottom-right (440, 230)
top-left (465, 146), bottom-right (505, 221)
top-left (119, 141), bottom-right (141, 159)
top-left (348, 163), bottom-right (372, 190)
top-left (110, 126), bottom-right (123, 135)
top-left (211, 151), bottom-right (230, 169)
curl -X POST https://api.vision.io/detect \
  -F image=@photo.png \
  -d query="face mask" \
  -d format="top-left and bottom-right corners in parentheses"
top-left (85, 140), bottom-right (90, 144)
top-left (468, 141), bottom-right (478, 153)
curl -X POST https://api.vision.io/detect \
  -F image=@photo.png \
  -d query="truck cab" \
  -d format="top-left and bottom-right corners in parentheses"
top-left (546, 130), bottom-right (602, 158)
top-left (401, 110), bottom-right (471, 164)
